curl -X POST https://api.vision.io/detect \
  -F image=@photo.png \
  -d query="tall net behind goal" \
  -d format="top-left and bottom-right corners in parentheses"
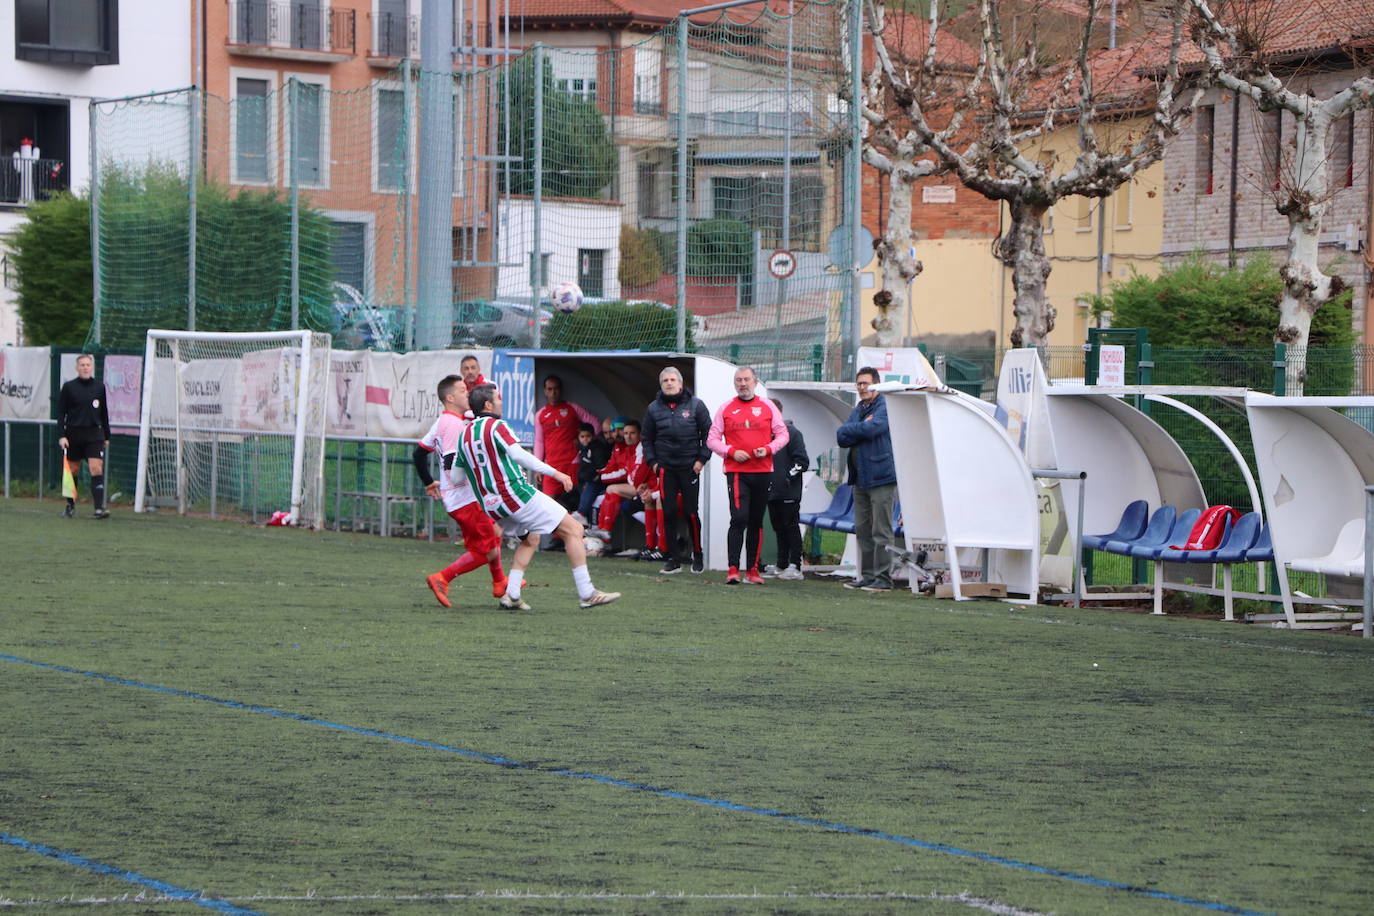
top-left (134, 330), bottom-right (331, 528)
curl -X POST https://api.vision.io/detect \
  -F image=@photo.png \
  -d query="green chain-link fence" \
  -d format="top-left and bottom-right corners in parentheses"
top-left (87, 1), bottom-right (863, 375)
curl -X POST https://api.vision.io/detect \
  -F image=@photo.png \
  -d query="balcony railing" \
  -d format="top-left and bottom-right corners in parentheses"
top-left (369, 11), bottom-right (418, 59)
top-left (228, 1), bottom-right (356, 55)
top-left (1, 156), bottom-right (67, 206)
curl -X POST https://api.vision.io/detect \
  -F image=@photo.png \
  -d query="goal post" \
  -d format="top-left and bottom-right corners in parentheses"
top-left (134, 329), bottom-right (332, 528)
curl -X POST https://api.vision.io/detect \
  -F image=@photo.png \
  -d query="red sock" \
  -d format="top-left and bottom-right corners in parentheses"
top-left (598, 493), bottom-right (621, 531)
top-left (442, 552), bottom-right (486, 581)
top-left (488, 556), bottom-right (505, 583)
top-left (644, 508), bottom-right (660, 549)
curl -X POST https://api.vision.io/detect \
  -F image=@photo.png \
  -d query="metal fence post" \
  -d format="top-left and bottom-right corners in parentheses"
top-left (531, 44), bottom-right (544, 350)
top-left (1271, 342), bottom-right (1287, 395)
top-left (675, 17), bottom-right (689, 354)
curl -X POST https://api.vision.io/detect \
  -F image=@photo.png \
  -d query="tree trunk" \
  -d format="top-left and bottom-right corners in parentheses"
top-left (998, 198), bottom-right (1055, 348)
top-left (873, 165), bottom-right (922, 348)
top-left (1275, 108), bottom-right (1340, 395)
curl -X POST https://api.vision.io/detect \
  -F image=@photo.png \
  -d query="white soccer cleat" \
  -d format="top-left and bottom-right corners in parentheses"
top-left (777, 566), bottom-right (804, 581)
top-left (499, 594), bottom-right (532, 611)
top-left (579, 589), bottom-right (621, 608)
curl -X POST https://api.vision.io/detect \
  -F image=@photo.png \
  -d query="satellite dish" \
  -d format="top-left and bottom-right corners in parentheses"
top-left (827, 225), bottom-right (875, 269)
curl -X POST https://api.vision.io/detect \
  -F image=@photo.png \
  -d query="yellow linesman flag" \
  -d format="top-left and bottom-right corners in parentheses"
top-left (61, 453), bottom-right (77, 501)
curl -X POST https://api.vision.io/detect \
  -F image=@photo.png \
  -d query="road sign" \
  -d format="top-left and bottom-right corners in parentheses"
top-left (767, 249), bottom-right (797, 279)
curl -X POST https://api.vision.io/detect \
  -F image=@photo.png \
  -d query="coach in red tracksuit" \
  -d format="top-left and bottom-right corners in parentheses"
top-left (707, 366), bottom-right (788, 584)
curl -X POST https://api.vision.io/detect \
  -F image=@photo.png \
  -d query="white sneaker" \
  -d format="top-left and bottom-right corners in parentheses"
top-left (499, 594), bottom-right (532, 611)
top-left (760, 564), bottom-right (782, 578)
top-left (579, 589), bottom-right (621, 608)
top-left (777, 566), bottom-right (804, 581)
top-left (588, 527), bottom-right (612, 540)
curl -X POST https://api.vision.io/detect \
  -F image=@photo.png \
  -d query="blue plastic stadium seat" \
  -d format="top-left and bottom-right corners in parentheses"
top-left (1126, 508), bottom-right (1202, 560)
top-left (1082, 499), bottom-right (1149, 551)
top-left (893, 500), bottom-right (903, 538)
top-left (1199, 513), bottom-right (1263, 564)
top-left (1243, 524), bottom-right (1274, 563)
top-left (800, 484), bottom-right (853, 528)
top-left (1101, 505), bottom-right (1177, 555)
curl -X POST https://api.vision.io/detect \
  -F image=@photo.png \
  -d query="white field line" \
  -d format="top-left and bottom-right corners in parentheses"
top-left (0, 890), bottom-right (1046, 914)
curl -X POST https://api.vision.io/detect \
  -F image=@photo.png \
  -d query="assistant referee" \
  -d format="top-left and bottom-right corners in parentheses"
top-left (57, 354), bottom-right (111, 519)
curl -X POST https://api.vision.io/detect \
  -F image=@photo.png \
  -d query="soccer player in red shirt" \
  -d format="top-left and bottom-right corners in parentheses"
top-left (534, 374), bottom-right (597, 500)
top-left (707, 366), bottom-right (788, 584)
top-left (413, 375), bottom-right (507, 608)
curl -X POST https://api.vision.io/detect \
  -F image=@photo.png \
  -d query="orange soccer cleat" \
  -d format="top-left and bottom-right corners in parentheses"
top-left (491, 575), bottom-right (509, 599)
top-left (426, 572), bottom-right (452, 608)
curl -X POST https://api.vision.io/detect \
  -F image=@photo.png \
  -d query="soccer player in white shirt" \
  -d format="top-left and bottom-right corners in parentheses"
top-left (413, 376), bottom-right (507, 608)
top-left (454, 384), bottom-right (620, 611)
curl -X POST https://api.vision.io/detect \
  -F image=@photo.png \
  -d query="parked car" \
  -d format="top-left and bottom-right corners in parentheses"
top-left (452, 299), bottom-right (553, 349)
top-left (332, 283), bottom-right (403, 350)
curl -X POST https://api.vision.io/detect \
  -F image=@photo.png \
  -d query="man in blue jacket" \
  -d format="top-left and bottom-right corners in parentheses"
top-left (836, 366), bottom-right (897, 591)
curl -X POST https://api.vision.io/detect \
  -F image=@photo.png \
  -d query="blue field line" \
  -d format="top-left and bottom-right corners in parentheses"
top-left (0, 832), bottom-right (265, 915)
top-left (2, 653), bottom-right (1272, 916)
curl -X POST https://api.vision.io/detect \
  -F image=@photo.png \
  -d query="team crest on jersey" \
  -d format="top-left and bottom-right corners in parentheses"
top-left (559, 408), bottom-right (568, 417)
top-left (751, 405), bottom-right (762, 416)
top-left (680, 410), bottom-right (690, 418)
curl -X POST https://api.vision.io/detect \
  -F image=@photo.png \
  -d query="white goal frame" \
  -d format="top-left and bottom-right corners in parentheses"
top-left (133, 329), bottom-right (329, 527)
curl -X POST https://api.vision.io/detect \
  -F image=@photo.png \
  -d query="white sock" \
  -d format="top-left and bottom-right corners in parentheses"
top-left (572, 563), bottom-right (594, 600)
top-left (506, 570), bottom-right (524, 599)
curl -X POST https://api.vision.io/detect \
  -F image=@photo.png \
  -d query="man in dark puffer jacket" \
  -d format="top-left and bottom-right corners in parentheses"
top-left (641, 366), bottom-right (712, 574)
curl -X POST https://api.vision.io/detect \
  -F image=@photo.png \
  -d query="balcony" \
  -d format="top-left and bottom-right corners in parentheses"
top-left (367, 12), bottom-right (419, 64)
top-left (227, 1), bottom-right (356, 62)
top-left (0, 157), bottom-right (68, 207)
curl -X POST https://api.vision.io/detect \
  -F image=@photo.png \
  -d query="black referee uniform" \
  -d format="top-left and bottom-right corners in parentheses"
top-left (57, 371), bottom-right (111, 517)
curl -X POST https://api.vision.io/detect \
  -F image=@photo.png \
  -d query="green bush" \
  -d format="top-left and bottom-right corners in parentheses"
top-left (686, 218), bottom-right (752, 278)
top-left (1093, 252), bottom-right (1355, 394)
top-left (92, 162), bottom-right (336, 349)
top-left (7, 192), bottom-right (93, 346)
top-left (618, 225), bottom-right (662, 288)
top-left (543, 300), bottom-right (694, 352)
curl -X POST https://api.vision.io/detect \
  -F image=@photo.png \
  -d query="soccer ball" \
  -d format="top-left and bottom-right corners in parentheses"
top-left (552, 281), bottom-right (584, 313)
top-left (583, 535), bottom-right (606, 557)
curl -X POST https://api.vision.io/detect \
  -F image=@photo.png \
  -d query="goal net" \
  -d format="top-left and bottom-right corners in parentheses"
top-left (134, 330), bottom-right (331, 528)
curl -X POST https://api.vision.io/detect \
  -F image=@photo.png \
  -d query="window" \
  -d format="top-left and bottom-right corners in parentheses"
top-left (0, 97), bottom-right (70, 205)
top-left (1197, 105), bottom-right (1215, 195)
top-left (577, 249), bottom-right (605, 297)
top-left (634, 48), bottom-right (662, 114)
top-left (1262, 108), bottom-right (1282, 190)
top-left (330, 220), bottom-right (369, 294)
top-left (1114, 180), bottom-right (1133, 230)
top-left (292, 0), bottom-right (324, 51)
top-left (637, 161), bottom-right (659, 220)
top-left (16, 0), bottom-right (118, 65)
top-left (1074, 195), bottom-right (1093, 232)
top-left (375, 0), bottom-right (410, 57)
top-left (1330, 114), bottom-right (1354, 190)
top-left (550, 49), bottom-right (598, 102)
top-left (233, 75), bottom-right (272, 184)
top-left (376, 88), bottom-right (406, 191)
top-left (286, 78), bottom-right (327, 188)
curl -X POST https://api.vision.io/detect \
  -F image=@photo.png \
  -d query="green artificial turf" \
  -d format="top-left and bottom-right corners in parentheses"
top-left (1, 499), bottom-right (1372, 914)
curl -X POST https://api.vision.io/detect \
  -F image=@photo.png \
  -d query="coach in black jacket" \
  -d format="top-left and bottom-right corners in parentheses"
top-left (766, 414), bottom-right (808, 579)
top-left (641, 366), bottom-right (712, 574)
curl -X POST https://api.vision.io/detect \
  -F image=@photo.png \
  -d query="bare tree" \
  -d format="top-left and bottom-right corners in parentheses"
top-left (859, 9), bottom-right (943, 347)
top-left (863, 0), bottom-right (1202, 347)
top-left (1190, 0), bottom-right (1374, 392)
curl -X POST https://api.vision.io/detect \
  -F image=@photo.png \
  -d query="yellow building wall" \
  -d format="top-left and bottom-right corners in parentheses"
top-left (859, 116), bottom-right (1168, 350)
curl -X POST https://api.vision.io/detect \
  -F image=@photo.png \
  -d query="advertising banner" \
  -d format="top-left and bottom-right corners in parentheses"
top-left (363, 351), bottom-right (455, 439)
top-left (104, 355), bottom-right (143, 435)
top-left (239, 348), bottom-right (293, 433)
top-left (491, 350), bottom-right (536, 445)
top-left (856, 346), bottom-right (947, 390)
top-left (327, 350), bottom-right (368, 437)
top-left (0, 347), bottom-right (51, 420)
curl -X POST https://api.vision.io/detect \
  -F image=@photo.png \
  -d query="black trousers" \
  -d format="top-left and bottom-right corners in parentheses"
top-left (658, 465), bottom-right (703, 560)
top-left (725, 472), bottom-right (772, 571)
top-left (768, 499), bottom-right (803, 569)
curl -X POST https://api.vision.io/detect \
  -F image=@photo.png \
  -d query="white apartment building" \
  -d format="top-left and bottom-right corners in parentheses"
top-left (0, 0), bottom-right (191, 345)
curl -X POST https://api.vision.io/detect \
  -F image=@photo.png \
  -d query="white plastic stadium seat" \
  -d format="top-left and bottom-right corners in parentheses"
top-left (1287, 518), bottom-right (1366, 578)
